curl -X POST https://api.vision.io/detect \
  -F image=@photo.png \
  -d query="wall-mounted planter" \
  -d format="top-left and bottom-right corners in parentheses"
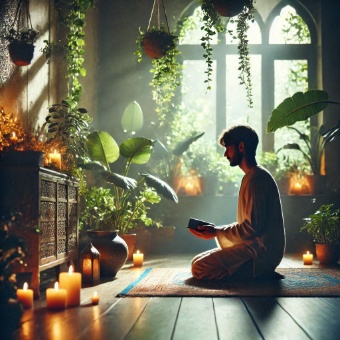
top-left (8, 42), bottom-right (35, 66)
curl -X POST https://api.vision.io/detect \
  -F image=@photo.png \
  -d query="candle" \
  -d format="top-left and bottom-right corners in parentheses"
top-left (91, 291), bottom-right (100, 305)
top-left (133, 250), bottom-right (144, 267)
top-left (46, 282), bottom-right (67, 310)
top-left (10, 132), bottom-right (18, 144)
top-left (59, 265), bottom-right (82, 307)
top-left (303, 251), bottom-right (313, 265)
top-left (16, 282), bottom-right (34, 309)
top-left (49, 149), bottom-right (62, 170)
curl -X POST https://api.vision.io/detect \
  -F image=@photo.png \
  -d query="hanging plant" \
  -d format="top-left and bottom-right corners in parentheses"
top-left (4, 0), bottom-right (38, 66)
top-left (135, 0), bottom-right (181, 125)
top-left (200, 0), bottom-right (255, 107)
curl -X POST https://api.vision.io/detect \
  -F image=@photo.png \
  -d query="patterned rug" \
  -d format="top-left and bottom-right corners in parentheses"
top-left (118, 267), bottom-right (340, 297)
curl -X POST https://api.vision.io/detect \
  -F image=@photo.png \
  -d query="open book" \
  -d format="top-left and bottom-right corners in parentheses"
top-left (187, 217), bottom-right (215, 231)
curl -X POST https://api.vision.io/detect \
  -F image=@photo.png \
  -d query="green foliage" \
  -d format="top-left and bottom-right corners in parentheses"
top-left (44, 100), bottom-right (93, 162)
top-left (136, 27), bottom-right (181, 124)
top-left (227, 0), bottom-right (255, 107)
top-left (200, 0), bottom-right (225, 90)
top-left (54, 0), bottom-right (94, 108)
top-left (4, 28), bottom-right (38, 44)
top-left (301, 204), bottom-right (340, 244)
top-left (121, 101), bottom-right (144, 133)
top-left (79, 131), bottom-right (178, 234)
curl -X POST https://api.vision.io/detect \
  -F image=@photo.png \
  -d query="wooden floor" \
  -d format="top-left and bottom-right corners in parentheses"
top-left (13, 254), bottom-right (340, 340)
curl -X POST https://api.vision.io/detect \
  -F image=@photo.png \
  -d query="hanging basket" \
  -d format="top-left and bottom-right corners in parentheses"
top-left (212, 0), bottom-right (246, 17)
top-left (8, 42), bottom-right (35, 66)
top-left (142, 30), bottom-right (175, 59)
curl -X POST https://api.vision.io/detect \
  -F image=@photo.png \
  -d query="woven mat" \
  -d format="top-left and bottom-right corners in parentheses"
top-left (117, 267), bottom-right (340, 297)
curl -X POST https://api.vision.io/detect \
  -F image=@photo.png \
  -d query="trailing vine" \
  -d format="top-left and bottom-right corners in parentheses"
top-left (54, 0), bottom-right (94, 109)
top-left (228, 0), bottom-right (255, 107)
top-left (200, 0), bottom-right (225, 90)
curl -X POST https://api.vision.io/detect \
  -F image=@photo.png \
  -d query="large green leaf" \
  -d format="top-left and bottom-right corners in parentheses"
top-left (86, 131), bottom-right (120, 167)
top-left (267, 90), bottom-right (329, 133)
top-left (102, 171), bottom-right (137, 190)
top-left (121, 101), bottom-right (144, 132)
top-left (172, 132), bottom-right (205, 156)
top-left (322, 120), bottom-right (340, 143)
top-left (141, 172), bottom-right (178, 203)
top-left (120, 137), bottom-right (153, 164)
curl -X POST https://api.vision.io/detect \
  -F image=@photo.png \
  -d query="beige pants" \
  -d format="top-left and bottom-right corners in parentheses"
top-left (191, 245), bottom-right (255, 280)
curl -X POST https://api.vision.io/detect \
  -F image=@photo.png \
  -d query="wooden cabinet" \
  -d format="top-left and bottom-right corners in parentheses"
top-left (0, 165), bottom-right (79, 296)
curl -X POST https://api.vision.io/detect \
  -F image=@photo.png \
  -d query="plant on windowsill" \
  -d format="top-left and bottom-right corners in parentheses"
top-left (4, 0), bottom-right (38, 66)
top-left (267, 89), bottom-right (340, 194)
top-left (301, 204), bottom-right (340, 264)
top-left (135, 0), bottom-right (181, 124)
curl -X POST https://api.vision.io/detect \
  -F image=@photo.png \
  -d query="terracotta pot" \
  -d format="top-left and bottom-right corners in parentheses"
top-left (212, 0), bottom-right (246, 17)
top-left (87, 230), bottom-right (128, 277)
top-left (142, 31), bottom-right (174, 59)
top-left (306, 175), bottom-right (328, 195)
top-left (8, 42), bottom-right (35, 66)
top-left (120, 233), bottom-right (137, 260)
top-left (315, 243), bottom-right (340, 265)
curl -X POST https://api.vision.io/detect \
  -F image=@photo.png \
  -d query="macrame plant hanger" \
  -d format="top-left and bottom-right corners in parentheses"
top-left (147, 0), bottom-right (170, 33)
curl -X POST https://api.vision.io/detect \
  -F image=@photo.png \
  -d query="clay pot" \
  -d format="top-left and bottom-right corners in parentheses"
top-left (142, 31), bottom-right (174, 59)
top-left (212, 0), bottom-right (246, 17)
top-left (8, 42), bottom-right (35, 66)
top-left (315, 243), bottom-right (340, 265)
top-left (87, 230), bottom-right (128, 277)
top-left (120, 233), bottom-right (137, 260)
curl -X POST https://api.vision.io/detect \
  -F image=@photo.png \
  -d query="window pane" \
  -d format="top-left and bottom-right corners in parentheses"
top-left (179, 7), bottom-right (219, 45)
top-left (226, 55), bottom-right (262, 147)
top-left (269, 5), bottom-right (311, 44)
top-left (225, 18), bottom-right (261, 44)
top-left (181, 60), bottom-right (217, 140)
top-left (274, 60), bottom-right (309, 165)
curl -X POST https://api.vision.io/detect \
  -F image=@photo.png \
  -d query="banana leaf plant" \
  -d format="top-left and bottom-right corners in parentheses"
top-left (79, 130), bottom-right (178, 234)
top-left (267, 89), bottom-right (340, 175)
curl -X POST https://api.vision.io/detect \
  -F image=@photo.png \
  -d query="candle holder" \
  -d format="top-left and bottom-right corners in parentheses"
top-left (80, 243), bottom-right (101, 285)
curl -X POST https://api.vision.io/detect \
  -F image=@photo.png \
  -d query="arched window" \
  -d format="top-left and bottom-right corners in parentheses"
top-left (178, 1), bottom-right (316, 155)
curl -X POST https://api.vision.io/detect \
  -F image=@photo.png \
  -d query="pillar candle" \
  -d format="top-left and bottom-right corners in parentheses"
top-left (91, 291), bottom-right (99, 305)
top-left (46, 282), bottom-right (67, 310)
top-left (303, 251), bottom-right (313, 265)
top-left (133, 250), bottom-right (144, 267)
top-left (16, 282), bottom-right (34, 309)
top-left (49, 149), bottom-right (62, 170)
top-left (59, 265), bottom-right (82, 307)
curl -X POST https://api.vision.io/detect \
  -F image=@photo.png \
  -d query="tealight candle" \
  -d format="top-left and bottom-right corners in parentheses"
top-left (49, 149), bottom-right (62, 170)
top-left (303, 251), bottom-right (313, 265)
top-left (133, 250), bottom-right (144, 267)
top-left (91, 291), bottom-right (100, 305)
top-left (46, 282), bottom-right (67, 310)
top-left (10, 132), bottom-right (18, 144)
top-left (16, 282), bottom-right (34, 309)
top-left (59, 265), bottom-right (82, 307)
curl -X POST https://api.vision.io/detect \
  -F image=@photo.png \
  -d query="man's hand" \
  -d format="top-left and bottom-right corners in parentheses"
top-left (189, 225), bottom-right (216, 239)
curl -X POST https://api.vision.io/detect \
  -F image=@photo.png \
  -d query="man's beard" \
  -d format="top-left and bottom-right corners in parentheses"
top-left (228, 149), bottom-right (243, 167)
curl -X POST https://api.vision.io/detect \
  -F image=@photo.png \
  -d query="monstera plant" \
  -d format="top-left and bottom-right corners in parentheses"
top-left (267, 89), bottom-right (340, 193)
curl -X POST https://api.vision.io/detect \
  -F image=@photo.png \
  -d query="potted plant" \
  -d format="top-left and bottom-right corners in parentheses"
top-left (79, 130), bottom-right (178, 261)
top-left (267, 90), bottom-right (340, 194)
top-left (4, 0), bottom-right (38, 66)
top-left (301, 204), bottom-right (340, 264)
top-left (200, 0), bottom-right (255, 106)
top-left (135, 0), bottom-right (181, 124)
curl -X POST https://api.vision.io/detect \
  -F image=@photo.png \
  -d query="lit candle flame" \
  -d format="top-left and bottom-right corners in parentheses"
top-left (68, 265), bottom-right (74, 274)
top-left (54, 149), bottom-right (57, 154)
top-left (12, 132), bottom-right (16, 138)
top-left (136, 250), bottom-right (140, 254)
top-left (54, 282), bottom-right (59, 290)
top-left (93, 291), bottom-right (98, 297)
top-left (307, 251), bottom-right (310, 255)
top-left (23, 282), bottom-right (28, 290)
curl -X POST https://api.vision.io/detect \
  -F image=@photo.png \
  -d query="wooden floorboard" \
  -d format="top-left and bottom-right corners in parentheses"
top-left (11, 253), bottom-right (340, 340)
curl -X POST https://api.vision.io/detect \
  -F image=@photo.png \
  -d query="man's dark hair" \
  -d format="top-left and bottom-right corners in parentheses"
top-left (218, 125), bottom-right (259, 157)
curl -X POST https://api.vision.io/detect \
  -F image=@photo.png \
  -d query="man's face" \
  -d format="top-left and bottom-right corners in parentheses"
top-left (224, 143), bottom-right (243, 167)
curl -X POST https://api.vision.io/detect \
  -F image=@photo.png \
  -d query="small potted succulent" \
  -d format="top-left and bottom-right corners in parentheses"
top-left (4, 0), bottom-right (38, 66)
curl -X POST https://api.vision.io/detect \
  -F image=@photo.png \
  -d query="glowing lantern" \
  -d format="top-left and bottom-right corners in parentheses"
top-left (80, 243), bottom-right (100, 285)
